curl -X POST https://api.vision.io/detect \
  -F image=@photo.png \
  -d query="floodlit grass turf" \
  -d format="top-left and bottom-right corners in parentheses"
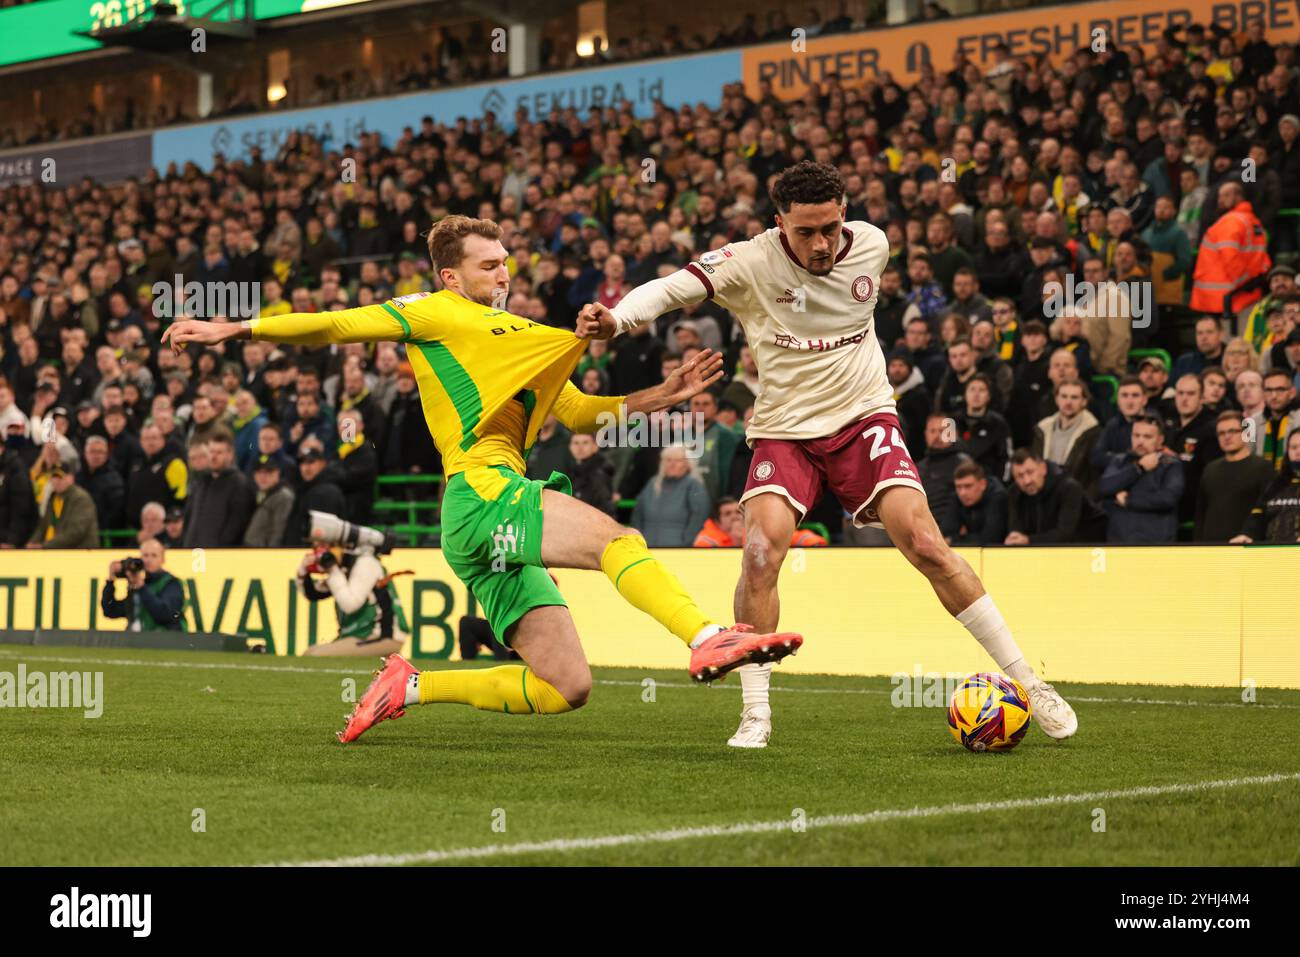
top-left (1, 645), bottom-right (1298, 867)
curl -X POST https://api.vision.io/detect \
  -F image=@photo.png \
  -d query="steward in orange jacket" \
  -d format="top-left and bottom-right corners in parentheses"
top-left (1190, 190), bottom-right (1272, 315)
top-left (692, 498), bottom-right (829, 548)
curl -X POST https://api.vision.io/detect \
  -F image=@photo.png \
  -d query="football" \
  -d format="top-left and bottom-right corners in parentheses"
top-left (947, 673), bottom-right (1033, 753)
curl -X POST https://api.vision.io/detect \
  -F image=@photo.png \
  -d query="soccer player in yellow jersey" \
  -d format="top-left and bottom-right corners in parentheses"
top-left (163, 215), bottom-right (802, 743)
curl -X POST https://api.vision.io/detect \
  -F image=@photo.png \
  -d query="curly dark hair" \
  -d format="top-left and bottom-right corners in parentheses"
top-left (770, 161), bottom-right (846, 213)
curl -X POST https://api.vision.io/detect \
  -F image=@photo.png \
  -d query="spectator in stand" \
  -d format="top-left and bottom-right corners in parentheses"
top-left (952, 460), bottom-right (1008, 546)
top-left (917, 413), bottom-right (969, 541)
top-left (77, 435), bottom-right (126, 530)
top-left (244, 459), bottom-right (296, 547)
top-left (124, 421), bottom-right (188, 520)
top-left (631, 444), bottom-right (709, 547)
top-left (1172, 316), bottom-right (1227, 380)
top-left (285, 391), bottom-right (335, 460)
top-left (136, 502), bottom-right (167, 546)
top-left (694, 496), bottom-right (747, 547)
top-left (1006, 448), bottom-right (1100, 545)
top-left (526, 414), bottom-right (575, 481)
top-left (230, 389), bottom-right (269, 471)
top-left (182, 433), bottom-right (254, 547)
top-left (1196, 410), bottom-right (1277, 541)
top-left (1162, 373), bottom-right (1221, 525)
top-left (567, 432), bottom-right (615, 517)
top-left (904, 316), bottom-right (947, 393)
top-left (27, 453), bottom-right (99, 548)
top-left (1235, 369), bottom-right (1267, 444)
top-left (1190, 182), bottom-right (1272, 317)
top-left (1232, 430), bottom-right (1300, 544)
top-left (1221, 337), bottom-right (1260, 384)
top-left (282, 446), bottom-right (346, 547)
top-left (934, 337), bottom-right (977, 418)
top-left (1138, 355), bottom-right (1176, 417)
top-left (1259, 369), bottom-right (1297, 471)
top-left (1092, 375), bottom-right (1149, 475)
top-left (1007, 319), bottom-right (1052, 447)
top-left (324, 408), bottom-right (378, 526)
top-left (1032, 379), bottom-right (1102, 496)
top-left (1078, 255), bottom-right (1132, 377)
top-left (247, 422), bottom-right (295, 484)
top-left (956, 374), bottom-right (1012, 482)
top-left (693, 496), bottom-right (827, 548)
top-left (157, 507), bottom-right (185, 548)
top-left (1098, 414), bottom-right (1184, 543)
top-left (888, 347), bottom-right (930, 455)
top-left (1200, 366), bottom-right (1233, 416)
top-left (690, 390), bottom-right (739, 504)
top-left (0, 433), bottom-right (37, 547)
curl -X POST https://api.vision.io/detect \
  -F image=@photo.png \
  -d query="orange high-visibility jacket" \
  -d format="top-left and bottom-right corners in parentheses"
top-left (692, 519), bottom-right (828, 548)
top-left (1189, 201), bottom-right (1272, 314)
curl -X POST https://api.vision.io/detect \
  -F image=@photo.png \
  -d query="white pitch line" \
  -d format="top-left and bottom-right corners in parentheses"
top-left (265, 772), bottom-right (1300, 867)
top-left (1, 649), bottom-right (1296, 709)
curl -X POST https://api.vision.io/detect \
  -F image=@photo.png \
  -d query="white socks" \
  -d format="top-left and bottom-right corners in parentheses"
top-left (689, 624), bottom-right (725, 649)
top-left (738, 662), bottom-right (772, 711)
top-left (956, 593), bottom-right (1035, 685)
top-left (403, 672), bottom-right (420, 707)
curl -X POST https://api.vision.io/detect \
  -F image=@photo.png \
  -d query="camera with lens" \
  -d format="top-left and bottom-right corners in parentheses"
top-left (307, 511), bottom-right (396, 556)
top-left (117, 557), bottom-right (145, 578)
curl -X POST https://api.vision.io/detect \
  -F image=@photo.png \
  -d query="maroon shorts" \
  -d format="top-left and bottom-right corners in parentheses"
top-left (741, 411), bottom-right (925, 527)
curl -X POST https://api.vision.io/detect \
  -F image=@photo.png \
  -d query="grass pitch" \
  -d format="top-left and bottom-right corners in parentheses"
top-left (2, 645), bottom-right (1298, 867)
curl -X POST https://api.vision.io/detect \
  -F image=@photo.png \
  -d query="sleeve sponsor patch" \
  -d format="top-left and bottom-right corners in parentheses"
top-left (698, 247), bottom-right (733, 266)
top-left (391, 292), bottom-right (432, 308)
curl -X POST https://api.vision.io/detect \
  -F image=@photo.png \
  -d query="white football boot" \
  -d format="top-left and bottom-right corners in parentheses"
top-left (1026, 680), bottom-right (1078, 739)
top-left (727, 705), bottom-right (772, 749)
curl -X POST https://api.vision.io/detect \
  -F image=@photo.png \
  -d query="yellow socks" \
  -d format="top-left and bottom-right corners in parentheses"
top-left (600, 533), bottom-right (714, 645)
top-left (416, 666), bottom-right (572, 714)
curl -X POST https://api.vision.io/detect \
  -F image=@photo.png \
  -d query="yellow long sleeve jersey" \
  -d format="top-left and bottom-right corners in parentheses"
top-left (249, 291), bottom-right (625, 476)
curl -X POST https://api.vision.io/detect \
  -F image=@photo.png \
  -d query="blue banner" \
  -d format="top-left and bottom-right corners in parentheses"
top-left (151, 51), bottom-right (741, 170)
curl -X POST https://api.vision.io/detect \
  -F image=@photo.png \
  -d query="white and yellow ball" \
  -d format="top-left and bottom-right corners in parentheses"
top-left (947, 673), bottom-right (1032, 752)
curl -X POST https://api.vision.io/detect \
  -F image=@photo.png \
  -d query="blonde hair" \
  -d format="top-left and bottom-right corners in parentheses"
top-left (1223, 337), bottom-right (1259, 375)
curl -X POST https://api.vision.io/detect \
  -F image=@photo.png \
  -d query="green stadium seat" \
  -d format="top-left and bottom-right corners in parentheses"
top-left (100, 528), bottom-right (140, 547)
top-left (1128, 347), bottom-right (1172, 374)
top-left (1091, 374), bottom-right (1119, 404)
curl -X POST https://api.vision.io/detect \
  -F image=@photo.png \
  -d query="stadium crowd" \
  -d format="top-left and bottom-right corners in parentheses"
top-left (1, 13), bottom-right (1299, 551)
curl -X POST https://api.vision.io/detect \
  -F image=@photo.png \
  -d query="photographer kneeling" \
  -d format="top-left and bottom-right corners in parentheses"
top-left (298, 511), bottom-right (410, 657)
top-left (101, 539), bottom-right (185, 631)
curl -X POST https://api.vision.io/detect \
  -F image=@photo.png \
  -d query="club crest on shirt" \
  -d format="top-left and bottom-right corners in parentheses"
top-left (851, 275), bottom-right (874, 302)
top-left (754, 460), bottom-right (775, 481)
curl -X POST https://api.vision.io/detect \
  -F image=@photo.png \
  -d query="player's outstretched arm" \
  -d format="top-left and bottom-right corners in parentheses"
top-left (575, 267), bottom-right (709, 340)
top-left (163, 304), bottom-right (407, 352)
top-left (624, 347), bottom-right (724, 415)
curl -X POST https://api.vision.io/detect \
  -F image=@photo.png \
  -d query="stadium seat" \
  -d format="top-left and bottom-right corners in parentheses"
top-left (100, 529), bottom-right (140, 547)
top-left (1127, 347), bottom-right (1173, 374)
top-left (1091, 374), bottom-right (1119, 404)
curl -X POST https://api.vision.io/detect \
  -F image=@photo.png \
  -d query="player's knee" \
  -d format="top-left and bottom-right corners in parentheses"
top-left (558, 669), bottom-right (592, 709)
top-left (905, 524), bottom-right (950, 573)
top-left (741, 533), bottom-right (786, 584)
top-left (541, 661), bottom-right (591, 709)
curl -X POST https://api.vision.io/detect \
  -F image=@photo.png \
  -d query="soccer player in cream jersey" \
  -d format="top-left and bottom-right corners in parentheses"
top-left (578, 161), bottom-right (1078, 749)
top-left (163, 215), bottom-right (802, 743)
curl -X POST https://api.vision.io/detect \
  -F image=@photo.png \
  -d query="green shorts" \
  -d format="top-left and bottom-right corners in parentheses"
top-left (441, 465), bottom-right (570, 643)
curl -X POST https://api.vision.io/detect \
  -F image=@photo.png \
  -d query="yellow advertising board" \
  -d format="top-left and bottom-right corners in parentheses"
top-left (742, 0), bottom-right (1300, 100)
top-left (0, 546), bottom-right (1296, 688)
